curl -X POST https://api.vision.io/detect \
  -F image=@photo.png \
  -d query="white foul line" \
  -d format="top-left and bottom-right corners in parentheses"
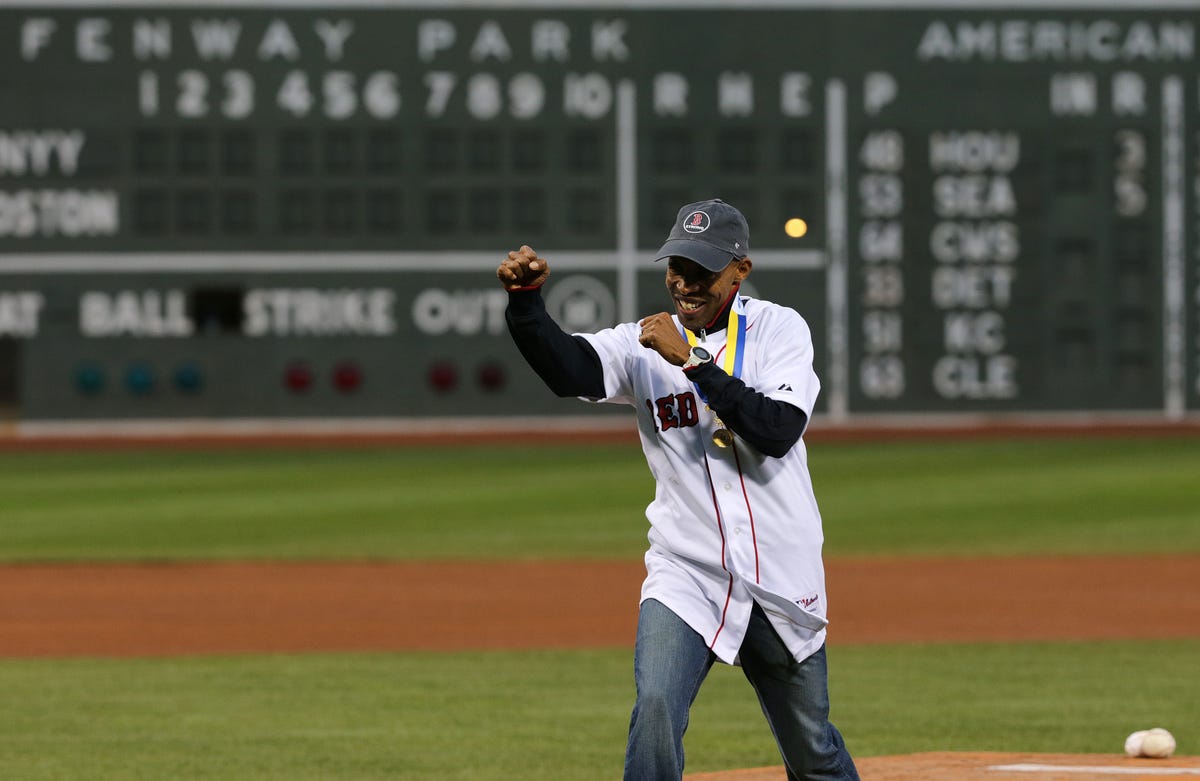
top-left (990, 764), bottom-right (1200, 776)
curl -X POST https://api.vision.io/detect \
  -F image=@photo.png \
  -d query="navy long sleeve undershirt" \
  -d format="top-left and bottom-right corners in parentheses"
top-left (505, 289), bottom-right (808, 458)
top-left (505, 288), bottom-right (606, 399)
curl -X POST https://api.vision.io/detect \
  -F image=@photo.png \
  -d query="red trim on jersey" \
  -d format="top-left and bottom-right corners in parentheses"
top-left (702, 449), bottom-right (735, 652)
top-left (700, 284), bottom-right (741, 332)
top-left (713, 572), bottom-right (734, 651)
top-left (731, 444), bottom-right (761, 583)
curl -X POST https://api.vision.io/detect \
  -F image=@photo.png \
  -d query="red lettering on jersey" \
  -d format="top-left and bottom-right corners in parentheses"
top-left (654, 394), bottom-right (679, 430)
top-left (650, 391), bottom-right (700, 433)
top-left (676, 392), bottom-right (700, 426)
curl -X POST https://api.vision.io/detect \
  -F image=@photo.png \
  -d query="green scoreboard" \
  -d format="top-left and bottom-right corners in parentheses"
top-left (0, 1), bottom-right (1197, 425)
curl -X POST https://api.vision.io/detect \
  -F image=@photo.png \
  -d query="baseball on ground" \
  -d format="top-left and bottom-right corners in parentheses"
top-left (1124, 730), bottom-right (1148, 757)
top-left (1141, 728), bottom-right (1177, 758)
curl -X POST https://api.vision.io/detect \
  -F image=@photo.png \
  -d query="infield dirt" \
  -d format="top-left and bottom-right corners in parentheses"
top-left (2, 554), bottom-right (1196, 780)
top-left (0, 554), bottom-right (1197, 657)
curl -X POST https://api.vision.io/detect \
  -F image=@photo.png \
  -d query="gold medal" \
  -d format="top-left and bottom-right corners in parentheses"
top-left (711, 414), bottom-right (733, 448)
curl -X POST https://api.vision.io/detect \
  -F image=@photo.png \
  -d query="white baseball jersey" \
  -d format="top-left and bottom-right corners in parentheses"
top-left (578, 295), bottom-right (828, 665)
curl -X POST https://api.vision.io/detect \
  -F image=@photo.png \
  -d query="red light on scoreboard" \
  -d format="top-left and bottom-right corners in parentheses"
top-left (332, 361), bottom-right (363, 393)
top-left (283, 361), bottom-right (314, 393)
top-left (478, 362), bottom-right (506, 391)
top-left (428, 361), bottom-right (458, 393)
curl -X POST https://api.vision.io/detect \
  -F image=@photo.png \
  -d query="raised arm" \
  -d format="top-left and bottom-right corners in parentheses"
top-left (498, 246), bottom-right (606, 399)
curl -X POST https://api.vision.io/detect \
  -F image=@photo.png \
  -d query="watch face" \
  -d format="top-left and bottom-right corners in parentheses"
top-left (693, 347), bottom-right (711, 361)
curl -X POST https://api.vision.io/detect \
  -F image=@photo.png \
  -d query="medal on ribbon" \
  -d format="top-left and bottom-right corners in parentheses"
top-left (710, 426), bottom-right (735, 449)
top-left (685, 297), bottom-right (746, 449)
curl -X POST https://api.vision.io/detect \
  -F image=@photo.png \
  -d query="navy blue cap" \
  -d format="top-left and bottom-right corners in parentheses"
top-left (654, 199), bottom-right (750, 272)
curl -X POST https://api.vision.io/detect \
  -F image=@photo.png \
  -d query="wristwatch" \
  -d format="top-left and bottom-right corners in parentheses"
top-left (682, 346), bottom-right (713, 370)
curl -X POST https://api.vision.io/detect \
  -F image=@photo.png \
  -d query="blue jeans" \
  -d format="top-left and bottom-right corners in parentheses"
top-left (623, 599), bottom-right (859, 781)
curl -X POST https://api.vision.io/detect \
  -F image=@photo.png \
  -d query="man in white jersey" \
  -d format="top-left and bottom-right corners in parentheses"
top-left (497, 199), bottom-right (859, 781)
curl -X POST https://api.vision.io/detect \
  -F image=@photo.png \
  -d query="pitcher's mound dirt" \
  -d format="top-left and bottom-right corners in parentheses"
top-left (686, 752), bottom-right (1200, 780)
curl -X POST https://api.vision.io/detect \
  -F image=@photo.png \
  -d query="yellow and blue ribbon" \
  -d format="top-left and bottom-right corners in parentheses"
top-left (684, 297), bottom-right (746, 402)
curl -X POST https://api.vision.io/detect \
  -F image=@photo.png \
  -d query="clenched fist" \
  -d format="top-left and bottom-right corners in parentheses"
top-left (497, 245), bottom-right (551, 290)
top-left (638, 312), bottom-right (690, 366)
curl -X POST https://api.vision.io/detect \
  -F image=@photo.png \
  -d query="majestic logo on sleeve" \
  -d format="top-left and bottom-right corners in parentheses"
top-left (682, 210), bottom-right (711, 233)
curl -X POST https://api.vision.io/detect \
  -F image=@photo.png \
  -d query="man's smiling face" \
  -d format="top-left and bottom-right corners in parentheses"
top-left (664, 256), bottom-right (752, 331)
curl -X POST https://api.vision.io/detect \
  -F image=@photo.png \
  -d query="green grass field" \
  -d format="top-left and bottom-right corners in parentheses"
top-left (2, 437), bottom-right (1198, 561)
top-left (1, 641), bottom-right (1196, 780)
top-left (0, 436), bottom-right (1197, 780)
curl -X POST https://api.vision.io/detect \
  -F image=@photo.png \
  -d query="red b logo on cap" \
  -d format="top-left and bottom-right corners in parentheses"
top-left (683, 210), bottom-right (710, 233)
